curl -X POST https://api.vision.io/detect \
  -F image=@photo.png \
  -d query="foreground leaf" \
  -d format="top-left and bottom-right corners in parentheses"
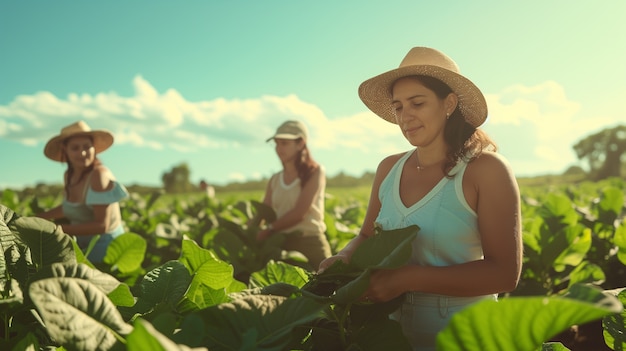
top-left (127, 318), bottom-right (208, 351)
top-left (437, 284), bottom-right (623, 351)
top-left (197, 295), bottom-right (328, 351)
top-left (29, 277), bottom-right (133, 351)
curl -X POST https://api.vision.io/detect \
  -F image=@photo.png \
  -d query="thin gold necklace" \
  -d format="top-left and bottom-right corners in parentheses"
top-left (416, 149), bottom-right (424, 171)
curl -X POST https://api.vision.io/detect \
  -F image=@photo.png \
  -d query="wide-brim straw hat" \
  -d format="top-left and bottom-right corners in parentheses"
top-left (44, 120), bottom-right (114, 162)
top-left (358, 47), bottom-right (488, 128)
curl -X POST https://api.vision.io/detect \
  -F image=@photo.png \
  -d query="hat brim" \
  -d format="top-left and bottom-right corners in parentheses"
top-left (44, 130), bottom-right (114, 162)
top-left (265, 134), bottom-right (303, 142)
top-left (358, 65), bottom-right (488, 128)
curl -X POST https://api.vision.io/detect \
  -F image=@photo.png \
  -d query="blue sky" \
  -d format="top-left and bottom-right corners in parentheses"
top-left (2, 1), bottom-right (625, 189)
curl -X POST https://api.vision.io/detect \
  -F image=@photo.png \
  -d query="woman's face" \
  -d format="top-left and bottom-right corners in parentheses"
top-left (64, 135), bottom-right (96, 169)
top-left (391, 77), bottom-right (453, 147)
top-left (273, 138), bottom-right (303, 164)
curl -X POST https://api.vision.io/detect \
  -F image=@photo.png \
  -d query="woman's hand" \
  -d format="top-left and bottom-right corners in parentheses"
top-left (317, 253), bottom-right (350, 273)
top-left (256, 229), bottom-right (272, 241)
top-left (361, 266), bottom-right (414, 303)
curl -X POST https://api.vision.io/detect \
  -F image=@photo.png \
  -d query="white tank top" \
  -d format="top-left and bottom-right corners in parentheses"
top-left (269, 167), bottom-right (326, 236)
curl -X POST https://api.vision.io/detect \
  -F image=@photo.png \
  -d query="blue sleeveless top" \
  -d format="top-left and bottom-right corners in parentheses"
top-left (375, 149), bottom-right (484, 266)
top-left (377, 149), bottom-right (496, 350)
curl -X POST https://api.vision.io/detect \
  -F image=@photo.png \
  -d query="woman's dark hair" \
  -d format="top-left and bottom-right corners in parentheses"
top-left (294, 138), bottom-right (319, 187)
top-left (412, 75), bottom-right (497, 176)
top-left (61, 136), bottom-right (101, 198)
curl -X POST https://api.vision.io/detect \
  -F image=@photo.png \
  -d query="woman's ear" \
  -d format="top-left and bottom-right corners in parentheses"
top-left (445, 93), bottom-right (459, 115)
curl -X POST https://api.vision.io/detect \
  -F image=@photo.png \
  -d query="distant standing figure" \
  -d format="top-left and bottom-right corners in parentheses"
top-left (257, 120), bottom-right (332, 269)
top-left (199, 179), bottom-right (215, 198)
top-left (36, 121), bottom-right (129, 263)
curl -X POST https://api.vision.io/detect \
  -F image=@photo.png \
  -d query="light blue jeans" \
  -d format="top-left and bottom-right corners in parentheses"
top-left (390, 292), bottom-right (497, 351)
top-left (76, 225), bottom-right (125, 263)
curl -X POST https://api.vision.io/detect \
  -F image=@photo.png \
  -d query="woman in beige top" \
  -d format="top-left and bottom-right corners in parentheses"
top-left (257, 120), bottom-right (331, 270)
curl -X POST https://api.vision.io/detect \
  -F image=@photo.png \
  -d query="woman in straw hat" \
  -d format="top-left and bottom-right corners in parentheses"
top-left (257, 120), bottom-right (332, 270)
top-left (37, 120), bottom-right (129, 264)
top-left (318, 47), bottom-right (522, 350)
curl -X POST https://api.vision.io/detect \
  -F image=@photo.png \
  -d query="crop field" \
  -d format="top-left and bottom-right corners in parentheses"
top-left (1, 177), bottom-right (625, 350)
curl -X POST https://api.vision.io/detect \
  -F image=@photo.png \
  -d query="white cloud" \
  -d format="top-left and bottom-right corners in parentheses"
top-left (483, 80), bottom-right (626, 176)
top-left (0, 76), bottom-right (411, 157)
top-left (2, 76), bottom-right (622, 180)
top-left (227, 172), bottom-right (247, 182)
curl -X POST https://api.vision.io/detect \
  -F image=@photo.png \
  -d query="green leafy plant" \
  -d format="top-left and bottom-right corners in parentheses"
top-left (207, 200), bottom-right (309, 282)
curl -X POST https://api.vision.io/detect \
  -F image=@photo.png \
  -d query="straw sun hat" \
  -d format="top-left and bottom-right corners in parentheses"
top-left (358, 47), bottom-right (488, 128)
top-left (44, 121), bottom-right (114, 162)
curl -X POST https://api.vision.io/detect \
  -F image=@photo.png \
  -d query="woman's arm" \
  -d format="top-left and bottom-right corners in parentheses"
top-left (365, 152), bottom-right (523, 301)
top-left (36, 205), bottom-right (65, 220)
top-left (37, 171), bottom-right (68, 220)
top-left (317, 154), bottom-right (399, 272)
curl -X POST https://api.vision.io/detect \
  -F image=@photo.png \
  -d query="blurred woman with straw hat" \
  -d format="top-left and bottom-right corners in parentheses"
top-left (318, 47), bottom-right (523, 350)
top-left (37, 120), bottom-right (129, 263)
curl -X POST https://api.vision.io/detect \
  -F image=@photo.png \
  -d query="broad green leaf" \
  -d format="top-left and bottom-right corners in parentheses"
top-left (176, 240), bottom-right (236, 311)
top-left (260, 282), bottom-right (302, 297)
top-left (141, 260), bottom-right (193, 306)
top-left (1, 190), bottom-right (19, 210)
top-left (127, 318), bottom-right (208, 351)
top-left (171, 314), bottom-right (207, 347)
top-left (567, 261), bottom-right (606, 287)
top-left (333, 269), bottom-right (371, 304)
top-left (9, 215), bottom-right (77, 266)
top-left (197, 295), bottom-right (328, 351)
top-left (227, 278), bottom-right (247, 294)
top-left (178, 257), bottom-right (234, 312)
top-left (33, 262), bottom-right (123, 294)
top-left (437, 284), bottom-right (623, 351)
top-left (614, 221), bottom-right (626, 265)
top-left (522, 217), bottom-right (543, 253)
top-left (30, 262), bottom-right (135, 306)
top-left (0, 278), bottom-right (23, 307)
top-left (177, 286), bottom-right (229, 314)
top-left (350, 225), bottom-right (419, 270)
top-left (553, 225), bottom-right (591, 272)
top-left (353, 318), bottom-right (411, 351)
top-left (603, 288), bottom-right (626, 350)
top-left (596, 187), bottom-right (624, 225)
top-left (179, 238), bottom-right (235, 289)
top-left (9, 331), bottom-right (40, 351)
top-left (181, 236), bottom-right (231, 271)
top-left (29, 277), bottom-right (133, 351)
top-left (119, 260), bottom-right (192, 319)
top-left (249, 260), bottom-right (310, 289)
top-left (538, 193), bottom-right (579, 229)
top-left (103, 232), bottom-right (147, 273)
top-left (541, 229), bottom-right (572, 270)
top-left (541, 342), bottom-right (571, 350)
top-left (108, 283), bottom-right (136, 307)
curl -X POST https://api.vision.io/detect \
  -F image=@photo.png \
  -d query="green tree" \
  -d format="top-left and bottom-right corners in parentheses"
top-left (161, 163), bottom-right (194, 193)
top-left (573, 124), bottom-right (626, 180)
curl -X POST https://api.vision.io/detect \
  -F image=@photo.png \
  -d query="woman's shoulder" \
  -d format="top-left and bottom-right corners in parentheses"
top-left (377, 151), bottom-right (408, 172)
top-left (468, 151), bottom-right (512, 170)
top-left (90, 165), bottom-right (117, 191)
top-left (373, 151), bottom-right (410, 183)
top-left (466, 151), bottom-right (516, 184)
